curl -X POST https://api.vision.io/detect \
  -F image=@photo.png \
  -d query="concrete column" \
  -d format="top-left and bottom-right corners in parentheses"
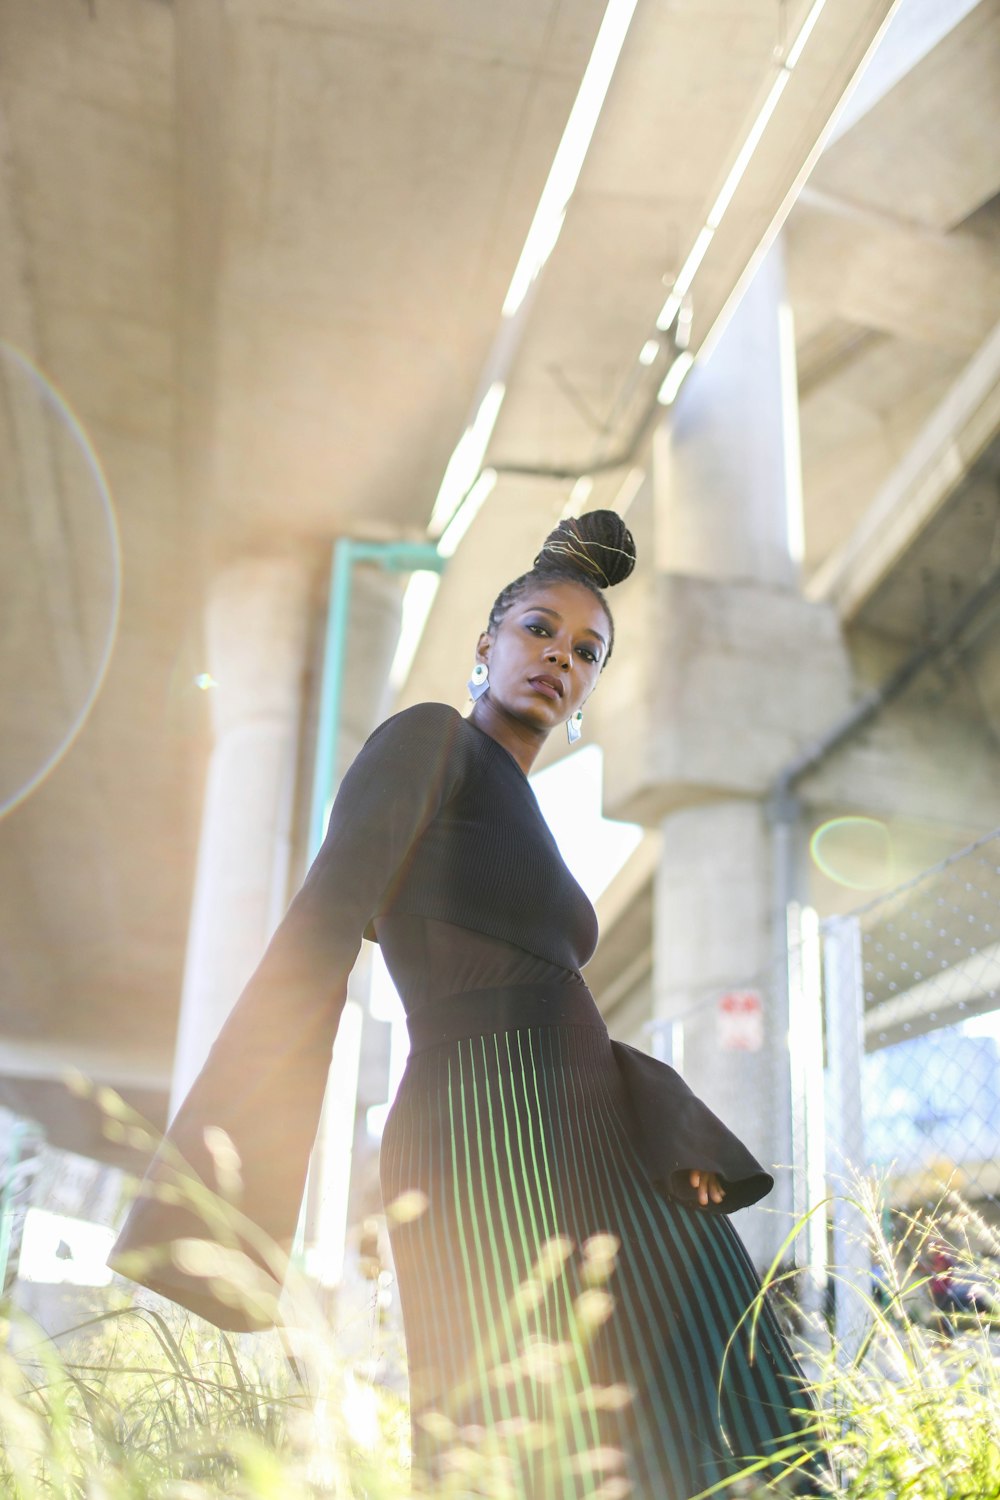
top-left (654, 242), bottom-right (800, 590)
top-left (653, 802), bottom-right (788, 1267)
top-left (648, 245), bottom-right (809, 1267)
top-left (169, 553), bottom-right (313, 1114)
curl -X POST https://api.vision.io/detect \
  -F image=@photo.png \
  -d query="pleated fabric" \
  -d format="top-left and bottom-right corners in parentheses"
top-left (380, 987), bottom-right (824, 1500)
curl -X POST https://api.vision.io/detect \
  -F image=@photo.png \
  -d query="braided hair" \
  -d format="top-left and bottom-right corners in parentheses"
top-left (485, 510), bottom-right (636, 666)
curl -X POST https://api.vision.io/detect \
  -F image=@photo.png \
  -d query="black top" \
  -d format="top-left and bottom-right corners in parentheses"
top-left (369, 704), bottom-right (599, 1006)
top-left (364, 704), bottom-right (598, 973)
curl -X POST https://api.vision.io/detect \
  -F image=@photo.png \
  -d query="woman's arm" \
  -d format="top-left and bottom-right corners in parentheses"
top-left (109, 702), bottom-right (466, 1328)
top-left (610, 1040), bottom-right (773, 1215)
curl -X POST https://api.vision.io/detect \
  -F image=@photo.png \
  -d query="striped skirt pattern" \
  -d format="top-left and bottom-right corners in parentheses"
top-left (379, 986), bottom-right (823, 1499)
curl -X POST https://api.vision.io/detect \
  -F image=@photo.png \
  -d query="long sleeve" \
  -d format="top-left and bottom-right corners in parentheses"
top-left (108, 702), bottom-right (465, 1330)
top-left (610, 1041), bottom-right (774, 1215)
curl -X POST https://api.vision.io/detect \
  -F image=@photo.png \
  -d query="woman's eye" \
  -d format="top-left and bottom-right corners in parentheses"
top-left (525, 621), bottom-right (597, 662)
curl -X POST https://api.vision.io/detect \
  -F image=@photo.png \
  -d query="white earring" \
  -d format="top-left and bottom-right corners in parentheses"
top-left (566, 710), bottom-right (583, 745)
top-left (468, 662), bottom-right (489, 700)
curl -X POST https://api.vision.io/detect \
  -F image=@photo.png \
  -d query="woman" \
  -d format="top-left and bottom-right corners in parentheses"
top-left (111, 511), bottom-right (823, 1498)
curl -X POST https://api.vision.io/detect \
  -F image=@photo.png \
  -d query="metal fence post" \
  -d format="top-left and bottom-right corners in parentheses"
top-left (0, 1119), bottom-right (26, 1293)
top-left (786, 904), bottom-right (828, 1316)
top-left (822, 914), bottom-right (870, 1362)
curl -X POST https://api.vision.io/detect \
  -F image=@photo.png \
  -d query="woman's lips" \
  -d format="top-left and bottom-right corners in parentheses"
top-left (528, 676), bottom-right (563, 700)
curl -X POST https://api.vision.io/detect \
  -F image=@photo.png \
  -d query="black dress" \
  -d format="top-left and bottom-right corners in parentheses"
top-left (111, 703), bottom-right (823, 1498)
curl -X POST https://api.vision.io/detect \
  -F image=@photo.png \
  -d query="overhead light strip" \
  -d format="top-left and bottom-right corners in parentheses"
top-left (698, 0), bottom-right (897, 367)
top-left (407, 1), bottom-right (641, 693)
top-left (785, 0), bottom-right (828, 69)
top-left (388, 571), bottom-right (443, 692)
top-left (705, 70), bottom-right (790, 230)
top-left (656, 291), bottom-right (682, 334)
top-left (428, 381), bottom-right (505, 537)
top-left (436, 468), bottom-right (498, 558)
top-left (657, 351), bottom-right (694, 406)
top-left (502, 0), bottom-right (641, 319)
top-left (653, 0), bottom-right (830, 377)
top-left (672, 226), bottom-right (715, 301)
top-left (422, 0), bottom-right (641, 561)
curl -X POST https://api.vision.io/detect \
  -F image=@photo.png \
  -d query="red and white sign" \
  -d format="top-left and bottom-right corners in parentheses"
top-left (717, 990), bottom-right (764, 1052)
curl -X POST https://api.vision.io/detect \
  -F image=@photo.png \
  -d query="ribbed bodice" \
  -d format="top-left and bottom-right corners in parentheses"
top-left (357, 704), bottom-right (599, 987)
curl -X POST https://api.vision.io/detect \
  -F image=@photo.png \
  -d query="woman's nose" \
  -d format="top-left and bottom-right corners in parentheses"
top-left (547, 648), bottom-right (570, 669)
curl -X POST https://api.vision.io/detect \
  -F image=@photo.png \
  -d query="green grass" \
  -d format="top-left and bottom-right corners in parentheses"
top-left (780, 1176), bottom-right (1000, 1500)
top-left (1, 1294), bottom-right (414, 1499)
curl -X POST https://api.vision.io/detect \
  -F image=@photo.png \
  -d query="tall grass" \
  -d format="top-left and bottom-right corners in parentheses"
top-left (1, 1292), bottom-right (415, 1499)
top-left (770, 1175), bottom-right (1000, 1500)
top-left (3, 1097), bottom-right (999, 1499)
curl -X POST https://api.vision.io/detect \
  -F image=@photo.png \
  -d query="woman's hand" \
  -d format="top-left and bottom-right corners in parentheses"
top-left (689, 1169), bottom-right (726, 1208)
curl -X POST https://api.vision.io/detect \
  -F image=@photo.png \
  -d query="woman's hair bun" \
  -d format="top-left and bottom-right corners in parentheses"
top-left (534, 509), bottom-right (636, 589)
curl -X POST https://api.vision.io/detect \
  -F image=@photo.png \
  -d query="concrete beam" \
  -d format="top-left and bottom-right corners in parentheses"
top-left (806, 318), bottom-right (1000, 618)
top-left (811, 0), bottom-right (1000, 233)
top-left (827, 0), bottom-right (982, 144)
top-left (0, 1039), bottom-right (170, 1092)
top-left (593, 570), bottom-right (853, 826)
top-left (796, 320), bottom-right (883, 397)
top-left (788, 190), bottom-right (1000, 358)
top-left (804, 665), bottom-right (1000, 832)
top-left (864, 941), bottom-right (1000, 1047)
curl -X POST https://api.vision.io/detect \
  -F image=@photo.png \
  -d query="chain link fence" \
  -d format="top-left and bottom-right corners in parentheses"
top-left (819, 826), bottom-right (1000, 1352)
top-left (634, 826), bottom-right (1000, 1356)
top-left (798, 826), bottom-right (994, 1354)
top-left (852, 830), bottom-right (1000, 1207)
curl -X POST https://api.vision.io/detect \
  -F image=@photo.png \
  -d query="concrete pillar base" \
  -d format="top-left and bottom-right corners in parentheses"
top-left (596, 571), bottom-right (853, 825)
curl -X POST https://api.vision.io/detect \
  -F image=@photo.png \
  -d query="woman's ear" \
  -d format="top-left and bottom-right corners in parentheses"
top-left (475, 631), bottom-right (491, 664)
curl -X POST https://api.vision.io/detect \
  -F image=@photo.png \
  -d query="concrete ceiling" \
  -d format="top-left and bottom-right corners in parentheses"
top-left (1, 0), bottom-right (999, 1104)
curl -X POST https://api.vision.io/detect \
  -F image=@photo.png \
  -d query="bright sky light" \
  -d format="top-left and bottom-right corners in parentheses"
top-left (529, 744), bottom-right (643, 903)
top-left (21, 1207), bottom-right (115, 1287)
top-left (961, 1012), bottom-right (1000, 1045)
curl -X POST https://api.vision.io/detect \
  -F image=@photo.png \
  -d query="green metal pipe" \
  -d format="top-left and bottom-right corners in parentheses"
top-left (308, 538), bottom-right (445, 859)
top-left (308, 539), bottom-right (354, 860)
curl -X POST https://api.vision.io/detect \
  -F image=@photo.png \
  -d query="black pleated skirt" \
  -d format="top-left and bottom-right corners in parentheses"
top-left (379, 984), bottom-right (825, 1499)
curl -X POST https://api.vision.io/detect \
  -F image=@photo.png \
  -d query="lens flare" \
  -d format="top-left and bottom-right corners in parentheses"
top-left (0, 342), bottom-right (122, 818)
top-left (809, 815), bottom-right (893, 891)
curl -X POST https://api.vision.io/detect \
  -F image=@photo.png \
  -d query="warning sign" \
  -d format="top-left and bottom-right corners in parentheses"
top-left (717, 990), bottom-right (764, 1052)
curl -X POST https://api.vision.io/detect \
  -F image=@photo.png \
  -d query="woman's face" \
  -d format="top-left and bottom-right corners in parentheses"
top-left (476, 579), bottom-right (609, 733)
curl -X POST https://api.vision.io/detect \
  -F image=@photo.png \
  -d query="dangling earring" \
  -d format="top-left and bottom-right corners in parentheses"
top-left (566, 709), bottom-right (583, 745)
top-left (468, 662), bottom-right (489, 700)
